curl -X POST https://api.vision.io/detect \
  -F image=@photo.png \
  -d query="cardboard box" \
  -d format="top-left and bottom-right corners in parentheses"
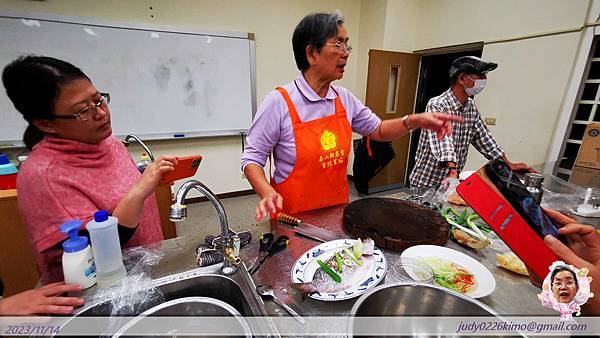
top-left (570, 165), bottom-right (600, 189)
top-left (574, 122), bottom-right (600, 170)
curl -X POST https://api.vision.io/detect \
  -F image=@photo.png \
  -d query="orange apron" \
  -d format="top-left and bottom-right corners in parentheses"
top-left (271, 87), bottom-right (352, 214)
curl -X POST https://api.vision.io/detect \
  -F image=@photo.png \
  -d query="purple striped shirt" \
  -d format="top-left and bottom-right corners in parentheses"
top-left (241, 74), bottom-right (381, 183)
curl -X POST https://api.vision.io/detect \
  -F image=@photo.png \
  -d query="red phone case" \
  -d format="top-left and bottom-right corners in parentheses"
top-left (161, 155), bottom-right (202, 183)
top-left (456, 170), bottom-right (558, 281)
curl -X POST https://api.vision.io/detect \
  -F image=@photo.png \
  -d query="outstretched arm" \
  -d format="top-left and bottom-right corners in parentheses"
top-left (370, 112), bottom-right (463, 142)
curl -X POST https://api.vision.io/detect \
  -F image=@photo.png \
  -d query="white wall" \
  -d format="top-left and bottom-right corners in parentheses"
top-left (382, 0), bottom-right (419, 52)
top-left (414, 0), bottom-right (590, 50)
top-left (2, 0), bottom-right (596, 192)
top-left (382, 0), bottom-right (593, 171)
top-left (0, 0), bottom-right (362, 196)
top-left (355, 0), bottom-right (387, 103)
top-left (467, 32), bottom-right (582, 170)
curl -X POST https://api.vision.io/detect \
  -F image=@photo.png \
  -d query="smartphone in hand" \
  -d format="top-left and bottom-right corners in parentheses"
top-left (456, 159), bottom-right (562, 281)
top-left (161, 155), bottom-right (202, 183)
top-left (484, 160), bottom-right (566, 243)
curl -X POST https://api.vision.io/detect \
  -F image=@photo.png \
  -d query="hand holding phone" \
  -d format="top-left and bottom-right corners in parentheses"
top-left (456, 159), bottom-right (563, 281)
top-left (161, 155), bottom-right (202, 183)
top-left (484, 160), bottom-right (566, 243)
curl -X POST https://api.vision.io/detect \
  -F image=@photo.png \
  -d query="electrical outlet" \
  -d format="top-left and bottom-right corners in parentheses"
top-left (484, 117), bottom-right (497, 125)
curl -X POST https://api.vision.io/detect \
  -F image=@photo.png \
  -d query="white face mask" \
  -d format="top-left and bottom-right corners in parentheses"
top-left (464, 75), bottom-right (486, 96)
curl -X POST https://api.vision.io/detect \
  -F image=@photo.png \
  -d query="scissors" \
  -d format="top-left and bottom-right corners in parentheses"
top-left (247, 233), bottom-right (289, 275)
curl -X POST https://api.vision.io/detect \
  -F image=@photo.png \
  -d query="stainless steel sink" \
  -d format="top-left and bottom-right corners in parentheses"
top-left (63, 263), bottom-right (279, 337)
top-left (114, 296), bottom-right (252, 337)
top-left (76, 269), bottom-right (255, 316)
top-left (348, 282), bottom-right (525, 337)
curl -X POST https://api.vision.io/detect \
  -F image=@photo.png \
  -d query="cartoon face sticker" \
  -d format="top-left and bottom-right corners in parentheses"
top-left (552, 269), bottom-right (578, 304)
top-left (538, 261), bottom-right (594, 320)
top-left (320, 130), bottom-right (337, 151)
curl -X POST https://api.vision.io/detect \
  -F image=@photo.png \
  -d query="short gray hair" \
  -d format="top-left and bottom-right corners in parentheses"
top-left (292, 11), bottom-right (345, 71)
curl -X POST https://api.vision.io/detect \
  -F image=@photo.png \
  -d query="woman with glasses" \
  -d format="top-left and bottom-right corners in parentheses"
top-left (242, 11), bottom-right (463, 220)
top-left (550, 265), bottom-right (579, 304)
top-left (2, 56), bottom-right (177, 284)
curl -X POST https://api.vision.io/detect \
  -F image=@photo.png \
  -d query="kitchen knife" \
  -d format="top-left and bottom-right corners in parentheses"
top-left (276, 213), bottom-right (339, 242)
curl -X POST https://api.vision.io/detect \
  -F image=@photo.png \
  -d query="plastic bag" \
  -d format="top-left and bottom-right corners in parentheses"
top-left (541, 175), bottom-right (586, 214)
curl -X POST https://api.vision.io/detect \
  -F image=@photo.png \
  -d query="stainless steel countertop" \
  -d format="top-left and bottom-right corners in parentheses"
top-left (247, 192), bottom-right (557, 318)
top-left (80, 188), bottom-right (598, 320)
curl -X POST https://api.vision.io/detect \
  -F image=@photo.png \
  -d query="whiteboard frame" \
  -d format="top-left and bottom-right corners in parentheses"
top-left (0, 11), bottom-right (257, 147)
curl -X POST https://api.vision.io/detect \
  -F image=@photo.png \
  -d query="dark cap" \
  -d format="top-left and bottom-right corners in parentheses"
top-left (449, 56), bottom-right (498, 80)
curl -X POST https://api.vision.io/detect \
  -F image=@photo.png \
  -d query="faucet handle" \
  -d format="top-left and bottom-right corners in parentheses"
top-left (224, 247), bottom-right (241, 265)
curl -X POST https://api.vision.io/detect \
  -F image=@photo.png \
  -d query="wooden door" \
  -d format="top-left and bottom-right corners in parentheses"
top-left (365, 50), bottom-right (420, 192)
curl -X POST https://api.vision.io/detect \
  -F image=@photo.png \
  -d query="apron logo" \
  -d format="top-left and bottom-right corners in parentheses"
top-left (320, 130), bottom-right (337, 151)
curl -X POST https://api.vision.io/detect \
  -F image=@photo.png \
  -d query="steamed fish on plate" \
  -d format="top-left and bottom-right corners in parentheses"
top-left (292, 238), bottom-right (374, 296)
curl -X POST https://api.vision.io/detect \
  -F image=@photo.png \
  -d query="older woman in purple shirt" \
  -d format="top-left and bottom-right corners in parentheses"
top-left (242, 11), bottom-right (462, 220)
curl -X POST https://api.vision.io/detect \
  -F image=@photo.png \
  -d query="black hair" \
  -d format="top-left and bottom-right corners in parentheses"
top-left (550, 265), bottom-right (579, 290)
top-left (292, 11), bottom-right (344, 72)
top-left (2, 55), bottom-right (90, 149)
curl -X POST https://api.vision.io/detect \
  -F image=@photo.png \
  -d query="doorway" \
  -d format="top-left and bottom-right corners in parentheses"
top-left (363, 50), bottom-right (420, 193)
top-left (405, 47), bottom-right (483, 185)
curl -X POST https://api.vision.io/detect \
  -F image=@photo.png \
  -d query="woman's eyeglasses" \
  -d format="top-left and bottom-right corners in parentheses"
top-left (327, 42), bottom-right (352, 53)
top-left (553, 280), bottom-right (575, 288)
top-left (50, 92), bottom-right (110, 121)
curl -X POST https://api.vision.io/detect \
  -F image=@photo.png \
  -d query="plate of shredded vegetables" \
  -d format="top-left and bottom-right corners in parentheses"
top-left (401, 245), bottom-right (496, 298)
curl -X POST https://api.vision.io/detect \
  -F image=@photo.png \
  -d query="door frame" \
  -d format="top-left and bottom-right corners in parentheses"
top-left (405, 43), bottom-right (484, 185)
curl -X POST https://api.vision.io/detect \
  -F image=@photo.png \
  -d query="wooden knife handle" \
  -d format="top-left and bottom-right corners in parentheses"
top-left (276, 212), bottom-right (302, 226)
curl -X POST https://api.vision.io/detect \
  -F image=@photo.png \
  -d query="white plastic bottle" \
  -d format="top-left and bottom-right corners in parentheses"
top-left (86, 210), bottom-right (126, 287)
top-left (59, 220), bottom-right (97, 289)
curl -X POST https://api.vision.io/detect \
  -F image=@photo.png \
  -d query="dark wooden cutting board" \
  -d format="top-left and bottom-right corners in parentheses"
top-left (343, 198), bottom-right (449, 252)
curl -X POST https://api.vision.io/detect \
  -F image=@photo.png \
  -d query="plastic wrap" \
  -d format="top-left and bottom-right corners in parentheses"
top-left (91, 247), bottom-right (165, 316)
top-left (541, 175), bottom-right (587, 215)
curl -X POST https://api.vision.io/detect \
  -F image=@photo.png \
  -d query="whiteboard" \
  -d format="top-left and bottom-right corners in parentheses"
top-left (0, 12), bottom-right (256, 146)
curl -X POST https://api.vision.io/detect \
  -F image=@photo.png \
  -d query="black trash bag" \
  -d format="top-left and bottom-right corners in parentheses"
top-left (352, 136), bottom-right (395, 194)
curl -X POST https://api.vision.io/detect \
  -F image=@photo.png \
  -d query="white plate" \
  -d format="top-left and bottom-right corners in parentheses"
top-left (401, 245), bottom-right (495, 298)
top-left (291, 239), bottom-right (387, 301)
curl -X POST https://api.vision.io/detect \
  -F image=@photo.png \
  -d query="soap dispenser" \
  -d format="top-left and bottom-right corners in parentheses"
top-left (60, 220), bottom-right (97, 289)
top-left (86, 210), bottom-right (127, 287)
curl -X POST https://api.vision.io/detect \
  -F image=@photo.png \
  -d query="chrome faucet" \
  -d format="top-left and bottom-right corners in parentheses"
top-left (169, 180), bottom-right (239, 275)
top-left (123, 134), bottom-right (155, 162)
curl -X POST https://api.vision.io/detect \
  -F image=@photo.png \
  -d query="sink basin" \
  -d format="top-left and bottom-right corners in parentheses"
top-left (114, 296), bottom-right (252, 337)
top-left (62, 263), bottom-right (278, 337)
top-left (348, 282), bottom-right (524, 337)
top-left (76, 274), bottom-right (253, 316)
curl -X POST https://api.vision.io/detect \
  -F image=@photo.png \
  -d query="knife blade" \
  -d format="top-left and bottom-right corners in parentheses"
top-left (276, 213), bottom-right (339, 242)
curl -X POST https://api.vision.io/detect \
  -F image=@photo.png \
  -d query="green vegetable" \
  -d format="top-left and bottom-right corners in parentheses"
top-left (444, 207), bottom-right (492, 235)
top-left (467, 214), bottom-right (492, 233)
top-left (344, 248), bottom-right (362, 266)
top-left (335, 252), bottom-right (343, 273)
top-left (317, 259), bottom-right (342, 283)
top-left (353, 239), bottom-right (363, 259)
top-left (423, 257), bottom-right (475, 293)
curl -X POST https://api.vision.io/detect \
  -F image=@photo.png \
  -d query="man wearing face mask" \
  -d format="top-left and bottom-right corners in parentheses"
top-left (410, 56), bottom-right (533, 188)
